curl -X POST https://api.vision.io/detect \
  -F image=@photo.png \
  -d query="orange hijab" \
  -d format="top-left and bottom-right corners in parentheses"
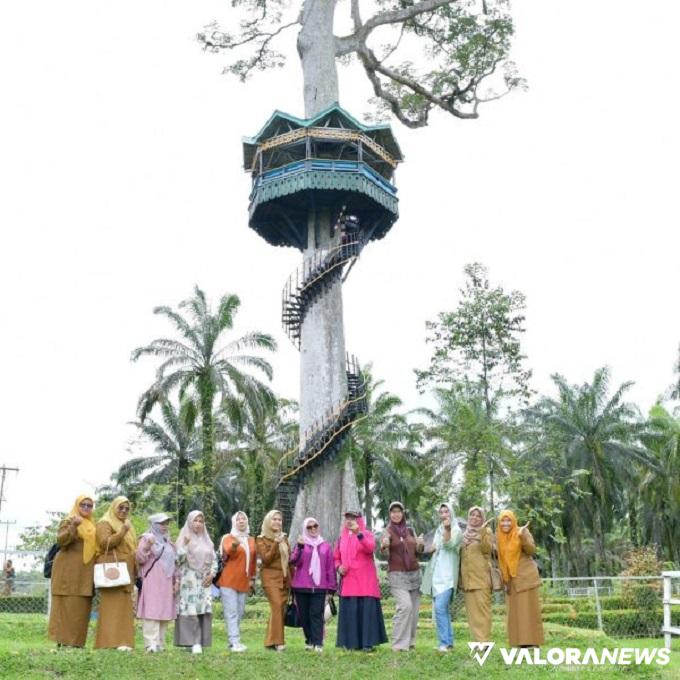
top-left (496, 510), bottom-right (522, 583)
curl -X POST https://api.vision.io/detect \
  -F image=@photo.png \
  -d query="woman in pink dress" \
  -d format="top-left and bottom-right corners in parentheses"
top-left (135, 512), bottom-right (178, 652)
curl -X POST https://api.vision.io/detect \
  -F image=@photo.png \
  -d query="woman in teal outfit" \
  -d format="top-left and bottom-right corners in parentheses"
top-left (421, 502), bottom-right (463, 652)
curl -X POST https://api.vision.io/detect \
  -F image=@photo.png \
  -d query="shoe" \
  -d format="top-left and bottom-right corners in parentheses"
top-left (437, 644), bottom-right (449, 653)
top-left (191, 644), bottom-right (202, 654)
top-left (231, 643), bottom-right (247, 653)
top-left (117, 646), bottom-right (132, 652)
top-left (305, 644), bottom-right (314, 651)
top-left (313, 646), bottom-right (323, 653)
top-left (275, 644), bottom-right (286, 651)
top-left (145, 645), bottom-right (157, 653)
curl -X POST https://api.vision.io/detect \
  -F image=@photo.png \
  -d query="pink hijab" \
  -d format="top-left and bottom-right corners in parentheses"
top-left (337, 515), bottom-right (368, 571)
top-left (177, 510), bottom-right (214, 572)
top-left (302, 517), bottom-right (325, 586)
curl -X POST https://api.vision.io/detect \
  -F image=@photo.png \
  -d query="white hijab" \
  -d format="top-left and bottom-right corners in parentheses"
top-left (229, 510), bottom-right (251, 575)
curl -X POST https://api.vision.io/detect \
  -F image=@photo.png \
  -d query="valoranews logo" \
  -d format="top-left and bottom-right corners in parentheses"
top-left (467, 642), bottom-right (671, 667)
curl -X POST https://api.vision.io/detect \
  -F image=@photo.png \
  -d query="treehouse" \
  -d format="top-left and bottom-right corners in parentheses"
top-left (242, 104), bottom-right (403, 250)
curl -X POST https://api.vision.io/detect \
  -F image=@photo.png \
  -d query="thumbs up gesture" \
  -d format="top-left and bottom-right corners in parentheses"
top-left (518, 520), bottom-right (530, 536)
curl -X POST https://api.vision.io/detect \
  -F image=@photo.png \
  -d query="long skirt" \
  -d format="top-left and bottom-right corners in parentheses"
top-left (174, 613), bottom-right (212, 647)
top-left (262, 572), bottom-right (287, 647)
top-left (464, 588), bottom-right (492, 642)
top-left (506, 584), bottom-right (544, 647)
top-left (48, 595), bottom-right (92, 647)
top-left (336, 596), bottom-right (387, 650)
top-left (95, 588), bottom-right (135, 649)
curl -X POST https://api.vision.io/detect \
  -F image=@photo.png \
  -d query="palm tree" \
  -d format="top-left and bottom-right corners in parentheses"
top-left (131, 286), bottom-right (277, 529)
top-left (345, 368), bottom-right (426, 529)
top-left (639, 404), bottom-right (680, 563)
top-left (532, 367), bottom-right (655, 570)
top-left (115, 395), bottom-right (199, 521)
top-left (213, 399), bottom-right (298, 532)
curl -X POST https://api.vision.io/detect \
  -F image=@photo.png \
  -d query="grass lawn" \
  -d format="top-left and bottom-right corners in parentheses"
top-left (1, 607), bottom-right (679, 679)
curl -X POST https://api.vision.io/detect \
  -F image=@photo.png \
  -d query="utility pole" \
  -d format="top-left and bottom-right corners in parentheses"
top-left (1, 520), bottom-right (16, 565)
top-left (0, 465), bottom-right (19, 518)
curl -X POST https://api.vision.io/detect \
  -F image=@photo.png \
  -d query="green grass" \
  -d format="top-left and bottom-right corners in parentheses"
top-left (1, 609), bottom-right (679, 679)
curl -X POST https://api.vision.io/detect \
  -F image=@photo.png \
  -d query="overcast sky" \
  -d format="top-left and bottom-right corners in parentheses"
top-left (1, 0), bottom-right (678, 549)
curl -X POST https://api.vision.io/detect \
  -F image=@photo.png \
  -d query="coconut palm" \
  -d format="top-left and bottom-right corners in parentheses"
top-left (131, 286), bottom-right (277, 529)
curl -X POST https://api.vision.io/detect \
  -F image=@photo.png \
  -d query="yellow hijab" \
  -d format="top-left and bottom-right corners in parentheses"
top-left (259, 510), bottom-right (289, 576)
top-left (496, 509), bottom-right (522, 583)
top-left (68, 494), bottom-right (97, 564)
top-left (99, 496), bottom-right (137, 553)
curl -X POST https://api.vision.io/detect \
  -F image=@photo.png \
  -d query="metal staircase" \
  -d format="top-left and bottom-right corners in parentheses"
top-left (276, 215), bottom-right (369, 530)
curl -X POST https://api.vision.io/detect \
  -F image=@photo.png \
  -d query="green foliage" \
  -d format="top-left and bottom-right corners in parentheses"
top-left (131, 286), bottom-right (277, 532)
top-left (0, 596), bottom-right (46, 613)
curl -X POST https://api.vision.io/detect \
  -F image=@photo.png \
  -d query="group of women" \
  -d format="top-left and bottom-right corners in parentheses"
top-left (47, 495), bottom-right (544, 653)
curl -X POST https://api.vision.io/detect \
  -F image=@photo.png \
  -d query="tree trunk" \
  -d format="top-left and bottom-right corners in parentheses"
top-left (297, 0), bottom-right (339, 117)
top-left (199, 380), bottom-right (217, 532)
top-left (177, 453), bottom-right (188, 521)
top-left (364, 451), bottom-right (373, 529)
top-left (290, 1), bottom-right (360, 546)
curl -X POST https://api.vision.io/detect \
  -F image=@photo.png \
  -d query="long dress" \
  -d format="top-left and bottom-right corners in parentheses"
top-left (174, 545), bottom-right (218, 647)
top-left (48, 520), bottom-right (95, 647)
top-left (256, 536), bottom-right (290, 647)
top-left (460, 528), bottom-right (493, 642)
top-left (94, 522), bottom-right (137, 649)
top-left (505, 530), bottom-right (544, 647)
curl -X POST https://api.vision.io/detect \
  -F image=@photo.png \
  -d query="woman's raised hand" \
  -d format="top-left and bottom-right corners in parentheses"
top-left (518, 520), bottom-right (530, 535)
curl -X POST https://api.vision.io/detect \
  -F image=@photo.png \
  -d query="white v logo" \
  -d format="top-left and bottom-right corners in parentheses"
top-left (468, 641), bottom-right (495, 666)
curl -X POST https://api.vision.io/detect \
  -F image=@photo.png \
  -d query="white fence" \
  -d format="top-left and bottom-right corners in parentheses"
top-left (662, 571), bottom-right (680, 650)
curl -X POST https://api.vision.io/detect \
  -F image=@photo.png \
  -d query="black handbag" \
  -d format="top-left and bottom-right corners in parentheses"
top-left (328, 595), bottom-right (337, 616)
top-left (284, 592), bottom-right (301, 627)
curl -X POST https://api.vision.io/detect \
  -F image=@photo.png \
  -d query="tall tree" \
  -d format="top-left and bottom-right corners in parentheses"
top-left (198, 0), bottom-right (523, 126)
top-left (114, 396), bottom-right (199, 522)
top-left (530, 367), bottom-right (656, 570)
top-left (131, 286), bottom-right (277, 530)
top-left (345, 368), bottom-right (426, 528)
top-left (417, 262), bottom-right (531, 513)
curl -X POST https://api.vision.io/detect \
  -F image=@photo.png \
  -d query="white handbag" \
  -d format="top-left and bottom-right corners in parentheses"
top-left (94, 546), bottom-right (131, 588)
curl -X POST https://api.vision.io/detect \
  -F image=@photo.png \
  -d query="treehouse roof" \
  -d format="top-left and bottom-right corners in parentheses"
top-left (242, 103), bottom-right (403, 170)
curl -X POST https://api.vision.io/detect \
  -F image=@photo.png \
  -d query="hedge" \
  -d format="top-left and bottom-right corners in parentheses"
top-left (543, 608), bottom-right (680, 637)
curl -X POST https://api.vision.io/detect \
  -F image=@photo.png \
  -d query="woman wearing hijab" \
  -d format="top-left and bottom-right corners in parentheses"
top-left (174, 510), bottom-right (218, 654)
top-left (289, 517), bottom-right (336, 651)
top-left (497, 510), bottom-right (544, 647)
top-left (48, 494), bottom-right (97, 647)
top-left (460, 506), bottom-right (493, 644)
top-left (95, 496), bottom-right (138, 650)
top-left (334, 510), bottom-right (387, 651)
top-left (216, 510), bottom-right (256, 652)
top-left (135, 512), bottom-right (178, 652)
top-left (421, 502), bottom-right (463, 652)
top-left (256, 509), bottom-right (290, 650)
top-left (379, 501), bottom-right (424, 652)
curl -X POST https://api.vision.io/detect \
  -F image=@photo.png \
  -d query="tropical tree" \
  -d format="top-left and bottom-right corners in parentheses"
top-left (345, 368), bottom-right (430, 529)
top-left (530, 367), bottom-right (655, 571)
top-left (131, 286), bottom-right (277, 530)
top-left (112, 396), bottom-right (199, 521)
top-left (639, 404), bottom-right (680, 564)
top-left (416, 262), bottom-right (531, 514)
top-left (213, 398), bottom-right (298, 532)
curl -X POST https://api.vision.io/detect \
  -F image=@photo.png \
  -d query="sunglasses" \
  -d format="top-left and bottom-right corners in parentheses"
top-left (79, 502), bottom-right (94, 509)
top-left (306, 523), bottom-right (319, 529)
top-left (118, 506), bottom-right (130, 512)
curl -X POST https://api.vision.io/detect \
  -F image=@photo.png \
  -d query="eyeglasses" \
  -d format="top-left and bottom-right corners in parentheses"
top-left (307, 524), bottom-right (319, 529)
top-left (118, 507), bottom-right (130, 513)
top-left (79, 503), bottom-right (94, 509)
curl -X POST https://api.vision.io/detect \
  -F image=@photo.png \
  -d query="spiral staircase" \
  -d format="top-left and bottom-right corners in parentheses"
top-left (275, 217), bottom-right (369, 529)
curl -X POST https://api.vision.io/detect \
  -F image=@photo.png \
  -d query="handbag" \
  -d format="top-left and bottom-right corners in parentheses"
top-left (284, 592), bottom-right (301, 627)
top-left (324, 595), bottom-right (337, 622)
top-left (489, 549), bottom-right (504, 592)
top-left (94, 540), bottom-right (131, 589)
top-left (212, 534), bottom-right (229, 586)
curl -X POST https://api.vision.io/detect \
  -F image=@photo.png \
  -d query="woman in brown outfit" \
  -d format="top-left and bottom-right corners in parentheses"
top-left (48, 494), bottom-right (97, 647)
top-left (497, 510), bottom-right (544, 647)
top-left (95, 496), bottom-right (138, 650)
top-left (256, 510), bottom-right (290, 650)
top-left (459, 506), bottom-right (493, 643)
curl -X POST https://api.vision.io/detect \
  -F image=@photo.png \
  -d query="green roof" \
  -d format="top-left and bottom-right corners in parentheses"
top-left (242, 103), bottom-right (403, 169)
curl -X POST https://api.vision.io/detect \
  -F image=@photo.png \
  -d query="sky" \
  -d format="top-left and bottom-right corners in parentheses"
top-left (1, 0), bottom-right (678, 551)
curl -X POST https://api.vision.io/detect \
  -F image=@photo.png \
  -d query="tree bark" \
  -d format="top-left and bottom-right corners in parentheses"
top-left (298, 0), bottom-right (340, 116)
top-left (199, 380), bottom-right (217, 533)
